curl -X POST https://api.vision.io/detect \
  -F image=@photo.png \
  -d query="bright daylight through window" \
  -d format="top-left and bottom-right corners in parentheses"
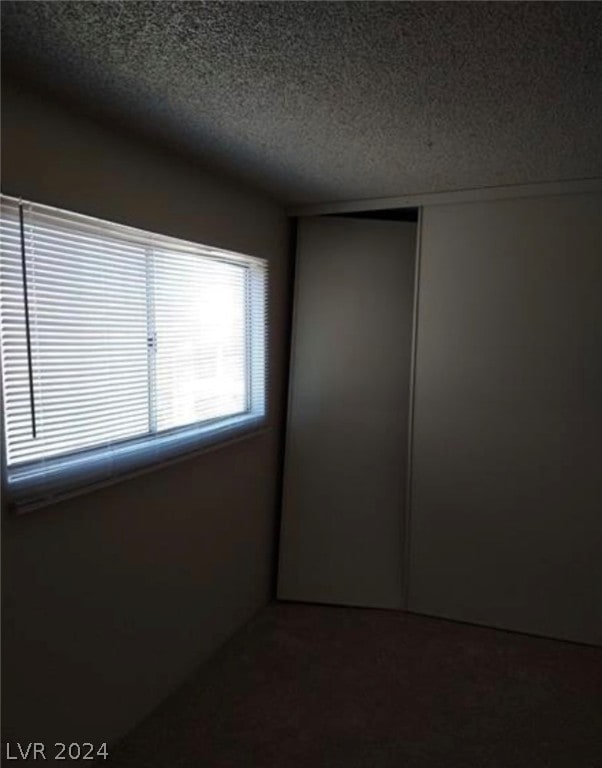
top-left (0, 196), bottom-right (268, 508)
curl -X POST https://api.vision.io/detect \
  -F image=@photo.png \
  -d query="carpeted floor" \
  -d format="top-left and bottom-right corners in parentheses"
top-left (108, 602), bottom-right (602, 768)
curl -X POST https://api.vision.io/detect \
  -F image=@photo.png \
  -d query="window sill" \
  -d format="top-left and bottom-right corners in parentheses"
top-left (6, 416), bottom-right (271, 515)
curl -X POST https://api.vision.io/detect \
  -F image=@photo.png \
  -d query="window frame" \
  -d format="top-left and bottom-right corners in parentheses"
top-left (0, 196), bottom-right (269, 512)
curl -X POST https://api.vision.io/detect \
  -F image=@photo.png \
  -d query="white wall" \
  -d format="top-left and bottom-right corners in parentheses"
top-left (1, 79), bottom-right (292, 746)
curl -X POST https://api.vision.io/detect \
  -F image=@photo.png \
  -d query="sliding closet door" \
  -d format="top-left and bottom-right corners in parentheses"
top-left (278, 217), bottom-right (416, 609)
top-left (409, 194), bottom-right (602, 645)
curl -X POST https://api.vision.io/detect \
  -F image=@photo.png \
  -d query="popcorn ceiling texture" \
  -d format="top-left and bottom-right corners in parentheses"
top-left (1, 1), bottom-right (601, 205)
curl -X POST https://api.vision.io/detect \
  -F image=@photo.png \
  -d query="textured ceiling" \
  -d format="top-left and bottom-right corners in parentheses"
top-left (2, 2), bottom-right (602, 205)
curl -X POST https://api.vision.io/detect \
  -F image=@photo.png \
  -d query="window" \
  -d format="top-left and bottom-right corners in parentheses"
top-left (0, 196), bottom-right (267, 509)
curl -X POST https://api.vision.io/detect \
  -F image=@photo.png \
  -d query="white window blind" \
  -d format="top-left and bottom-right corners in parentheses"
top-left (0, 196), bottom-right (268, 510)
top-left (152, 249), bottom-right (248, 432)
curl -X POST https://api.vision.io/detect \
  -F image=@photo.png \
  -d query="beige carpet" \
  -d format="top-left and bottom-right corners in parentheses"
top-left (108, 602), bottom-right (602, 767)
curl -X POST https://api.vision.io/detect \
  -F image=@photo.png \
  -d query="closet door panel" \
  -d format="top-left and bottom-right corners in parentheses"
top-left (409, 194), bottom-right (602, 644)
top-left (278, 217), bottom-right (416, 609)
